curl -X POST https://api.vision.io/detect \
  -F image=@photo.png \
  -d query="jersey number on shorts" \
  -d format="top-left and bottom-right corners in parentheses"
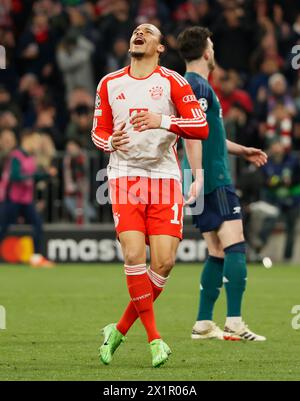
top-left (171, 203), bottom-right (180, 225)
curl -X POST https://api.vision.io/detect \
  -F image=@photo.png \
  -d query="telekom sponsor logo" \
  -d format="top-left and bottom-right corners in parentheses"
top-left (129, 108), bottom-right (149, 131)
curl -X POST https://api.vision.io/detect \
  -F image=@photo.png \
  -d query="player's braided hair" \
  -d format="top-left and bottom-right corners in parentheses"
top-left (177, 27), bottom-right (212, 62)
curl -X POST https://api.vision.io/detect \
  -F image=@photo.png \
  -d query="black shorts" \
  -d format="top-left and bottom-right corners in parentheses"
top-left (193, 185), bottom-right (242, 233)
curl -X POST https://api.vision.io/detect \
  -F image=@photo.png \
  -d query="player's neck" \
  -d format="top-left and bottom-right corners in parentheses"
top-left (130, 58), bottom-right (158, 78)
top-left (186, 60), bottom-right (209, 81)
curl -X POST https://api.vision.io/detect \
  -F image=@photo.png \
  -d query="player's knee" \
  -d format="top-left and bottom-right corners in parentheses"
top-left (123, 249), bottom-right (145, 266)
top-left (208, 249), bottom-right (224, 259)
top-left (207, 242), bottom-right (224, 258)
top-left (153, 256), bottom-right (176, 276)
top-left (224, 241), bottom-right (246, 254)
top-left (209, 252), bottom-right (225, 259)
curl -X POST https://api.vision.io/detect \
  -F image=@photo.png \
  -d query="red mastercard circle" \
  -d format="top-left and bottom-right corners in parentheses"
top-left (1, 237), bottom-right (20, 263)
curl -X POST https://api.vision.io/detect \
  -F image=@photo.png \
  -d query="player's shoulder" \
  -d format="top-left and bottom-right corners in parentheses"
top-left (185, 74), bottom-right (213, 110)
top-left (193, 75), bottom-right (213, 99)
top-left (97, 67), bottom-right (128, 90)
top-left (157, 66), bottom-right (189, 88)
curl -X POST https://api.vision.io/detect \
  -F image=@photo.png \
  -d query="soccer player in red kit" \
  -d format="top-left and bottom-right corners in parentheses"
top-left (92, 24), bottom-right (208, 367)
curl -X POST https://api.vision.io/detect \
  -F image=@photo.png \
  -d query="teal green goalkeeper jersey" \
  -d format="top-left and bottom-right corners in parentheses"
top-left (182, 72), bottom-right (232, 195)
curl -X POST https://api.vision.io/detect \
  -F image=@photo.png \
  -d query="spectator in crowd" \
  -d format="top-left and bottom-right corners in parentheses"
top-left (134, 0), bottom-right (169, 25)
top-left (0, 85), bottom-right (20, 120)
top-left (66, 88), bottom-right (94, 149)
top-left (269, 74), bottom-right (296, 118)
top-left (254, 73), bottom-right (296, 149)
top-left (256, 73), bottom-right (296, 118)
top-left (67, 86), bottom-right (94, 111)
top-left (0, 110), bottom-right (19, 133)
top-left (106, 36), bottom-right (130, 73)
top-left (35, 96), bottom-right (63, 149)
top-left (171, 0), bottom-right (214, 28)
top-left (215, 70), bottom-right (253, 118)
top-left (66, 3), bottom-right (98, 42)
top-left (257, 137), bottom-right (300, 261)
top-left (0, 29), bottom-right (19, 94)
top-left (0, 128), bottom-right (17, 173)
top-left (225, 101), bottom-right (262, 149)
top-left (36, 132), bottom-right (57, 172)
top-left (34, 132), bottom-right (58, 221)
top-left (63, 138), bottom-right (96, 224)
top-left (160, 32), bottom-right (186, 75)
top-left (17, 12), bottom-right (56, 80)
top-left (293, 114), bottom-right (300, 150)
top-left (98, 0), bottom-right (135, 54)
top-left (212, 2), bottom-right (255, 73)
top-left (57, 29), bottom-right (95, 97)
top-left (248, 57), bottom-right (280, 100)
top-left (0, 129), bottom-right (17, 208)
top-left (265, 102), bottom-right (293, 150)
top-left (0, 86), bottom-right (21, 132)
top-left (0, 130), bottom-right (57, 267)
top-left (292, 13), bottom-right (300, 38)
top-left (18, 73), bottom-right (45, 128)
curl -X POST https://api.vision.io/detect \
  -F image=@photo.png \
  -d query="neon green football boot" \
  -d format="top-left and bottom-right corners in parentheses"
top-left (99, 323), bottom-right (126, 365)
top-left (150, 339), bottom-right (171, 368)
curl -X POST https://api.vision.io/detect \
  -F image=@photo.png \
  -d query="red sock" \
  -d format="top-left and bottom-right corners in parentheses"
top-left (120, 265), bottom-right (160, 342)
top-left (117, 268), bottom-right (168, 337)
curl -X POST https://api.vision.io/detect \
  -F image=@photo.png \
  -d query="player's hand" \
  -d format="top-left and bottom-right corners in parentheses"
top-left (130, 112), bottom-right (162, 131)
top-left (184, 177), bottom-right (203, 206)
top-left (243, 147), bottom-right (268, 167)
top-left (111, 122), bottom-right (130, 152)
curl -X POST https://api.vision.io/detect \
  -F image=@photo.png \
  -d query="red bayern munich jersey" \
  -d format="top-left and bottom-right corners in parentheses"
top-left (91, 65), bottom-right (208, 182)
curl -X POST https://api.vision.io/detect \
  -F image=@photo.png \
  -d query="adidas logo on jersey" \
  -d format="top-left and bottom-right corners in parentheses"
top-left (116, 93), bottom-right (126, 100)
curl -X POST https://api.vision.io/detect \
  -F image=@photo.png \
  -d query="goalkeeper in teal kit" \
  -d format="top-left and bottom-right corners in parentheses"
top-left (178, 27), bottom-right (268, 341)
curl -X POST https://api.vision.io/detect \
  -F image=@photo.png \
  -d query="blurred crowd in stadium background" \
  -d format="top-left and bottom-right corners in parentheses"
top-left (0, 0), bottom-right (300, 261)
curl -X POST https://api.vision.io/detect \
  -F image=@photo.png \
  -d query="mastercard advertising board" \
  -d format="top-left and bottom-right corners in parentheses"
top-left (0, 236), bottom-right (34, 263)
top-left (0, 228), bottom-right (207, 263)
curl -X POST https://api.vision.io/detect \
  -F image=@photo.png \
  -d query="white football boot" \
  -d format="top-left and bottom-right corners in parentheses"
top-left (223, 321), bottom-right (266, 341)
top-left (191, 321), bottom-right (224, 340)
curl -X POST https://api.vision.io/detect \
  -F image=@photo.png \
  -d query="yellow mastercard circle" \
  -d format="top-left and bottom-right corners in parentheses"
top-left (18, 236), bottom-right (34, 263)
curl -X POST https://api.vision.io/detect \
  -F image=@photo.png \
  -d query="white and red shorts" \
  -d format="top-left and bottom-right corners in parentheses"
top-left (109, 177), bottom-right (183, 241)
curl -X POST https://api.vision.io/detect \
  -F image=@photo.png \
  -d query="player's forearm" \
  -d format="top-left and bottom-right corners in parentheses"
top-left (226, 140), bottom-right (246, 157)
top-left (91, 120), bottom-right (115, 154)
top-left (91, 131), bottom-right (114, 153)
top-left (160, 115), bottom-right (209, 140)
top-left (185, 139), bottom-right (203, 181)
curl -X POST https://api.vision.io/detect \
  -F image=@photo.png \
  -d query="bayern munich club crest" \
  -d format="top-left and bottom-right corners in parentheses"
top-left (149, 85), bottom-right (163, 100)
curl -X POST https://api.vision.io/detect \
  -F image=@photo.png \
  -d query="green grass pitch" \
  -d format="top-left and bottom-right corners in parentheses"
top-left (0, 263), bottom-right (299, 381)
